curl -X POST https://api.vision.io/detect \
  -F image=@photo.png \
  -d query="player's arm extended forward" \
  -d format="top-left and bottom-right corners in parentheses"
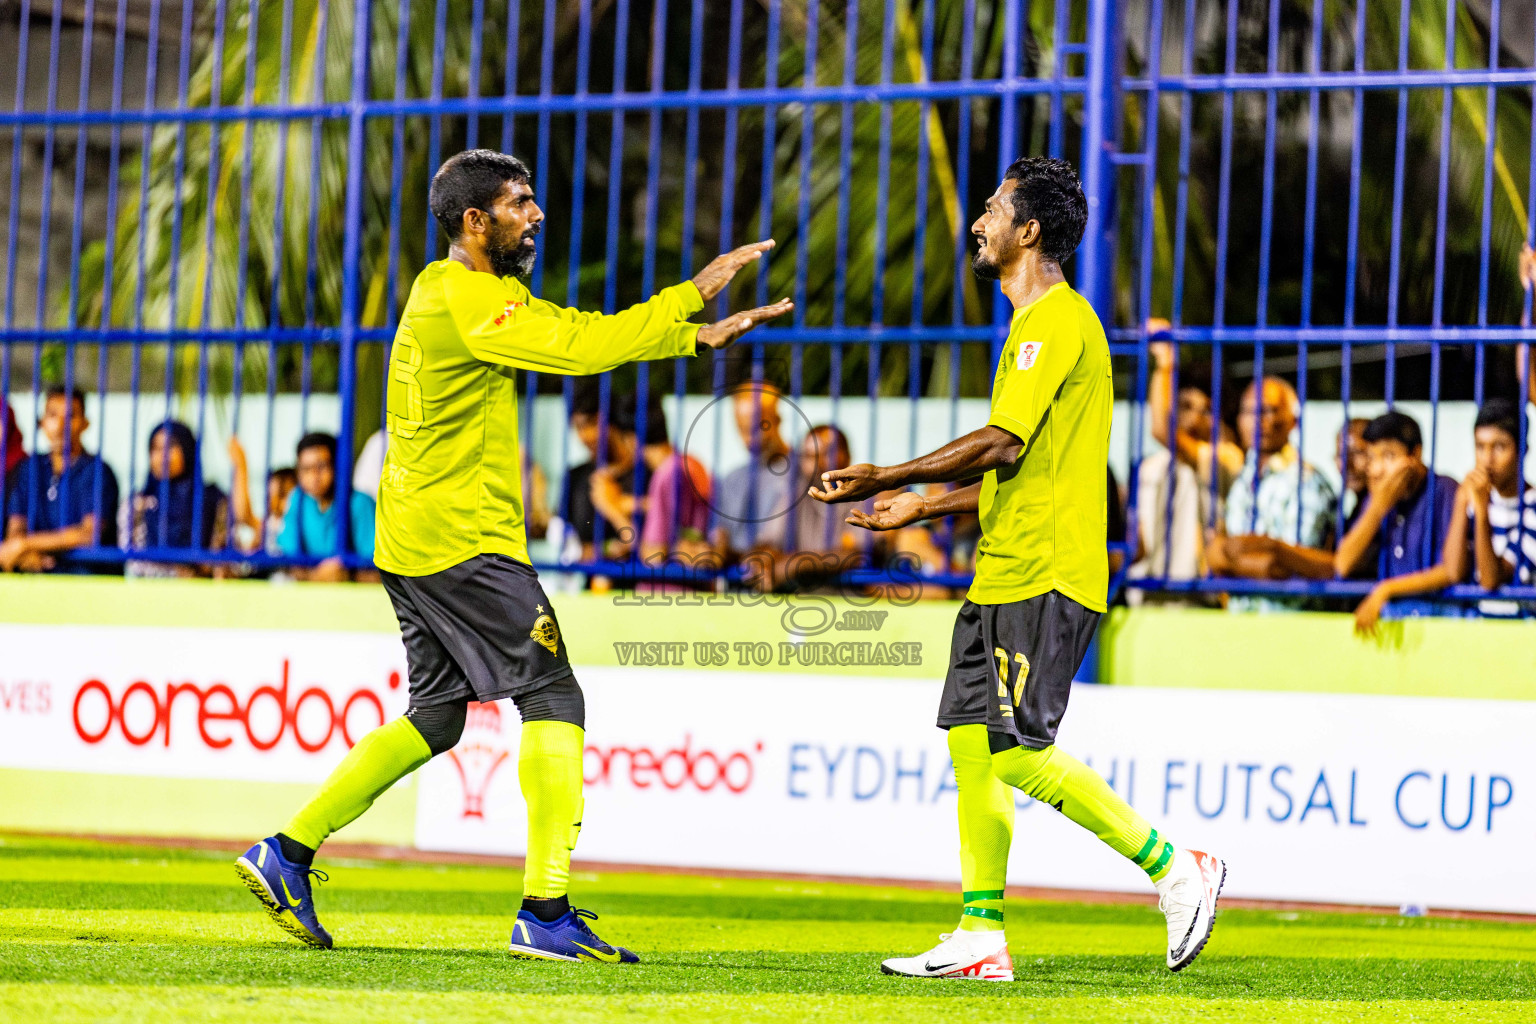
top-left (809, 425), bottom-right (1023, 509)
top-left (453, 279), bottom-right (704, 374)
top-left (843, 482), bottom-right (983, 532)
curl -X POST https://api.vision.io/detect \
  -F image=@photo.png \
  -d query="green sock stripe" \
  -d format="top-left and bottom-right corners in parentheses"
top-left (1145, 841), bottom-right (1174, 878)
top-left (962, 889), bottom-right (1005, 903)
top-left (962, 906), bottom-right (1004, 922)
top-left (1133, 829), bottom-right (1159, 866)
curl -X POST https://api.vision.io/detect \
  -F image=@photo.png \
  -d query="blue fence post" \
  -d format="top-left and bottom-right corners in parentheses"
top-left (333, 0), bottom-right (373, 564)
top-left (1078, 0), bottom-right (1121, 316)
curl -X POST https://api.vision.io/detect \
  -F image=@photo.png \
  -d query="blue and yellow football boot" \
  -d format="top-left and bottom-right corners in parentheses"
top-left (234, 837), bottom-right (333, 949)
top-left (508, 907), bottom-right (639, 963)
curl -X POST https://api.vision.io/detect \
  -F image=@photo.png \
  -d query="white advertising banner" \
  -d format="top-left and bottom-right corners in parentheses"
top-left (0, 623), bottom-right (409, 783)
top-left (2, 622), bottom-right (1530, 913)
top-left (417, 668), bottom-right (1536, 914)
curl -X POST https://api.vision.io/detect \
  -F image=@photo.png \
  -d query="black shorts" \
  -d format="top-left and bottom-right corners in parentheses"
top-left (381, 554), bottom-right (575, 707)
top-left (936, 591), bottom-right (1101, 752)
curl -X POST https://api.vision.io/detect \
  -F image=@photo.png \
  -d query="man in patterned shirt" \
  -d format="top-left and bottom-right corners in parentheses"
top-left (1208, 376), bottom-right (1336, 611)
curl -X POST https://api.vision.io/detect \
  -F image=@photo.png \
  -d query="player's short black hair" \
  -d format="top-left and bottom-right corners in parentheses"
top-left (429, 149), bottom-right (532, 241)
top-left (1474, 396), bottom-right (1525, 443)
top-left (1000, 156), bottom-right (1088, 265)
top-left (296, 431), bottom-right (338, 463)
top-left (1363, 410), bottom-right (1422, 452)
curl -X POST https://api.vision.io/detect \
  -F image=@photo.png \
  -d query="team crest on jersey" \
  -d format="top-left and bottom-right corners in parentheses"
top-left (492, 300), bottom-right (527, 326)
top-left (1018, 340), bottom-right (1043, 370)
top-left (530, 613), bottom-right (560, 656)
top-left (382, 461), bottom-right (409, 495)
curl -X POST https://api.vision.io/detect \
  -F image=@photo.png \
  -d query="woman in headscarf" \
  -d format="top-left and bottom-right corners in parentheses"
top-left (121, 420), bottom-right (229, 577)
top-left (0, 398), bottom-right (24, 482)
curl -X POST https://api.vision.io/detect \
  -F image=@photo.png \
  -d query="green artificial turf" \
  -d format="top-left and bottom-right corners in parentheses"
top-left (2, 834), bottom-right (1533, 1023)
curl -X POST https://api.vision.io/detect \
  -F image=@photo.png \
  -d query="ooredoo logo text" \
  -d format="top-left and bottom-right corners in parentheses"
top-left (585, 734), bottom-right (762, 794)
top-left (71, 659), bottom-right (397, 753)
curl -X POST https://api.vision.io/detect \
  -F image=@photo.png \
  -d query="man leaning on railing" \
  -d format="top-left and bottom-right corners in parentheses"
top-left (0, 387), bottom-right (120, 575)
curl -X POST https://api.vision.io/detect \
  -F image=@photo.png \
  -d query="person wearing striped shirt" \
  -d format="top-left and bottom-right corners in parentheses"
top-left (1467, 398), bottom-right (1536, 617)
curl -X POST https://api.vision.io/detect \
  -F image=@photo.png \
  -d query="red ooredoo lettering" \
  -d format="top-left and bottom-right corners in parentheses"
top-left (584, 733), bottom-right (757, 794)
top-left (71, 659), bottom-right (391, 754)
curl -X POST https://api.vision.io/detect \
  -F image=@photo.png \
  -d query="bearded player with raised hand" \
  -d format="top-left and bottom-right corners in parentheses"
top-left (810, 157), bottom-right (1225, 979)
top-left (235, 149), bottom-right (791, 961)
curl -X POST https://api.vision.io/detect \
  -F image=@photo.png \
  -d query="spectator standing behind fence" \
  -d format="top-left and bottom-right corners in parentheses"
top-left (1206, 376), bottom-right (1336, 611)
top-left (1337, 411), bottom-right (1461, 632)
top-left (121, 421), bottom-right (229, 577)
top-left (713, 381), bottom-right (796, 559)
top-left (1127, 334), bottom-right (1241, 605)
top-left (0, 387), bottom-right (119, 574)
top-left (275, 432), bottom-right (377, 581)
top-left (227, 436), bottom-right (297, 555)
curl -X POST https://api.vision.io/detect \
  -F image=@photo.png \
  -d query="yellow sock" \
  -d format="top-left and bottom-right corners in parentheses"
top-left (519, 720), bottom-right (585, 898)
top-left (282, 716), bottom-right (432, 851)
top-left (992, 743), bottom-right (1176, 883)
top-left (949, 724), bottom-right (1013, 932)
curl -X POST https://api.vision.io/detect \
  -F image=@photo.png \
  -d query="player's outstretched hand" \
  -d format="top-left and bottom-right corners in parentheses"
top-left (808, 463), bottom-right (887, 505)
top-left (691, 240), bottom-right (776, 301)
top-left (696, 298), bottom-right (794, 351)
top-left (846, 491), bottom-right (927, 532)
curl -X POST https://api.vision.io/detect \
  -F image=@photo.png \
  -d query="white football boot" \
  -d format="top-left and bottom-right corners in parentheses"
top-left (1155, 848), bottom-right (1227, 971)
top-left (879, 928), bottom-right (1014, 981)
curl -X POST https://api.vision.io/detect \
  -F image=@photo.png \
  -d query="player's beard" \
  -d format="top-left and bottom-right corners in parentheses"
top-left (486, 217), bottom-right (539, 279)
top-left (971, 233), bottom-right (1007, 280)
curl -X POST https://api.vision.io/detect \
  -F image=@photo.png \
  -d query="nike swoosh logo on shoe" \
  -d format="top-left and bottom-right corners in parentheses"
top-left (924, 961), bottom-right (960, 973)
top-left (573, 942), bottom-right (623, 963)
top-left (280, 877), bottom-right (304, 908)
top-left (1170, 905), bottom-right (1203, 961)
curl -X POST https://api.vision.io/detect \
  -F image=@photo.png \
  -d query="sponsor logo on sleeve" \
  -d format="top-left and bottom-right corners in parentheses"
top-left (1018, 340), bottom-right (1043, 370)
top-left (492, 301), bottom-right (527, 326)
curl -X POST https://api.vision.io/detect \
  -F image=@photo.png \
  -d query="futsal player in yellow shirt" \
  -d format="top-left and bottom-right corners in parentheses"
top-left (235, 150), bottom-right (791, 960)
top-left (810, 157), bottom-right (1225, 979)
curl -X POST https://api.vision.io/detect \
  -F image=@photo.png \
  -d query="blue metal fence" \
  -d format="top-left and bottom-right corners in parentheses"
top-left (0, 0), bottom-right (1532, 605)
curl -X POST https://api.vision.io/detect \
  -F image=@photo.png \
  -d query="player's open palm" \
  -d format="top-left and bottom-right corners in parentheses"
top-left (846, 491), bottom-right (926, 532)
top-left (696, 298), bottom-right (794, 350)
top-left (691, 240), bottom-right (776, 301)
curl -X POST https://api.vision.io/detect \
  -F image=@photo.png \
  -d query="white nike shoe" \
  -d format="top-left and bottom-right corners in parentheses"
top-left (879, 928), bottom-right (1014, 981)
top-left (1155, 848), bottom-right (1227, 972)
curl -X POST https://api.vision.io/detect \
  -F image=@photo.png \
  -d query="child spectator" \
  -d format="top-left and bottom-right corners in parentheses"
top-left (275, 432), bottom-right (376, 581)
top-left (122, 420), bottom-right (229, 577)
top-left (0, 387), bottom-right (119, 574)
top-left (1465, 398), bottom-right (1535, 614)
top-left (1339, 411), bottom-right (1462, 633)
top-left (228, 435), bottom-right (297, 555)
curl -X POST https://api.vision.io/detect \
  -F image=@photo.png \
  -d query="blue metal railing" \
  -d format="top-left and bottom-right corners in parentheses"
top-left (0, 0), bottom-right (1533, 608)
